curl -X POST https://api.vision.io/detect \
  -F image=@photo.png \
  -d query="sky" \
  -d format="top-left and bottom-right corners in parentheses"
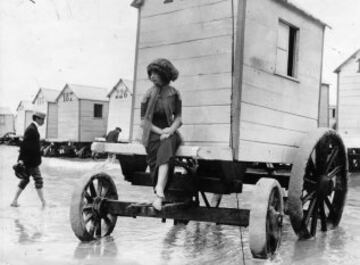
top-left (0, 0), bottom-right (359, 112)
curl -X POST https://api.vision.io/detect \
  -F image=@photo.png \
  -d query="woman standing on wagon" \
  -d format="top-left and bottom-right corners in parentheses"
top-left (141, 58), bottom-right (182, 211)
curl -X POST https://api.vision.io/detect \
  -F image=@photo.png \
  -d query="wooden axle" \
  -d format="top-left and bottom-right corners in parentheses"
top-left (102, 199), bottom-right (250, 227)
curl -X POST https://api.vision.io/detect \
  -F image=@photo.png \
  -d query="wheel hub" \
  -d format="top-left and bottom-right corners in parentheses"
top-left (92, 197), bottom-right (104, 218)
top-left (318, 175), bottom-right (334, 198)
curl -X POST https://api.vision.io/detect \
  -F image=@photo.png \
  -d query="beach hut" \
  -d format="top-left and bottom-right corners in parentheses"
top-left (55, 84), bottom-right (109, 142)
top-left (15, 100), bottom-right (34, 136)
top-left (0, 107), bottom-right (15, 136)
top-left (106, 78), bottom-right (133, 141)
top-left (334, 48), bottom-right (360, 170)
top-left (32, 88), bottom-right (60, 140)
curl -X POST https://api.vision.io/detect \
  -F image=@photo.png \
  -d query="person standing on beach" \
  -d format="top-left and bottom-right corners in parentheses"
top-left (10, 112), bottom-right (46, 208)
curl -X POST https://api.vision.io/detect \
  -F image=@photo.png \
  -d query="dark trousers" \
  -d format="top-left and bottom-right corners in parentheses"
top-left (18, 166), bottom-right (43, 189)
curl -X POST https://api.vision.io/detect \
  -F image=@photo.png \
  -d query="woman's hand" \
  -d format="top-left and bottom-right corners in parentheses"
top-left (160, 133), bottom-right (170, 140)
top-left (162, 127), bottom-right (172, 134)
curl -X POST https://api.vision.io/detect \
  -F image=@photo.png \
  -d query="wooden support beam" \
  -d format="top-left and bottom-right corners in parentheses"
top-left (103, 200), bottom-right (249, 227)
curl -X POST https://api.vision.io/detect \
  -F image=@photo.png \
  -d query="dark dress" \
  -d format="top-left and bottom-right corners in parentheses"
top-left (141, 86), bottom-right (182, 185)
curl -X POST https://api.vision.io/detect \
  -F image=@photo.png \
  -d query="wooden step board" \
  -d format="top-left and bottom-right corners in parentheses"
top-left (130, 171), bottom-right (242, 194)
top-left (91, 142), bottom-right (233, 161)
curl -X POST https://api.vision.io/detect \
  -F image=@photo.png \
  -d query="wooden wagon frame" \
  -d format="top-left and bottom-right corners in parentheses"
top-left (69, 0), bottom-right (348, 259)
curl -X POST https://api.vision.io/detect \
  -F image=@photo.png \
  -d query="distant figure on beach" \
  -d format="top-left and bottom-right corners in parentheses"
top-left (105, 127), bottom-right (122, 162)
top-left (10, 112), bottom-right (47, 208)
top-left (106, 127), bottom-right (122, 143)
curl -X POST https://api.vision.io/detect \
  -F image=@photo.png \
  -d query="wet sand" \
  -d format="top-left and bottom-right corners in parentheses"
top-left (1, 145), bottom-right (360, 265)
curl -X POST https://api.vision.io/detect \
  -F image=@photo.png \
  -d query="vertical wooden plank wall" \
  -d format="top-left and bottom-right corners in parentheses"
top-left (237, 0), bottom-right (324, 163)
top-left (57, 87), bottom-right (79, 141)
top-left (318, 83), bottom-right (329, 128)
top-left (131, 0), bottom-right (234, 146)
top-left (337, 51), bottom-right (360, 147)
top-left (33, 90), bottom-right (47, 139)
top-left (0, 115), bottom-right (15, 135)
top-left (47, 103), bottom-right (58, 139)
top-left (79, 100), bottom-right (109, 142)
top-left (107, 87), bottom-right (132, 141)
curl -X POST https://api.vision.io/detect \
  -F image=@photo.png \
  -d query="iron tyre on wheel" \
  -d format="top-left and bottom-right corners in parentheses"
top-left (70, 172), bottom-right (118, 241)
top-left (249, 178), bottom-right (284, 259)
top-left (288, 129), bottom-right (348, 239)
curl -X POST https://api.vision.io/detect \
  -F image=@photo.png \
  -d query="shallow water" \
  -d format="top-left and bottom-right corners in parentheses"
top-left (1, 145), bottom-right (360, 265)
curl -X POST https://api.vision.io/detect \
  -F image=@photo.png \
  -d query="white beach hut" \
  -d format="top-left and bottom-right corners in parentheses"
top-left (0, 107), bottom-right (15, 136)
top-left (15, 100), bottom-right (34, 137)
top-left (106, 78), bottom-right (133, 141)
top-left (32, 88), bottom-right (60, 140)
top-left (56, 84), bottom-right (109, 142)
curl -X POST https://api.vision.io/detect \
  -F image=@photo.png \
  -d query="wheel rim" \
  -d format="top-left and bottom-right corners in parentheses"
top-left (266, 187), bottom-right (283, 254)
top-left (299, 134), bottom-right (347, 238)
top-left (81, 174), bottom-right (118, 239)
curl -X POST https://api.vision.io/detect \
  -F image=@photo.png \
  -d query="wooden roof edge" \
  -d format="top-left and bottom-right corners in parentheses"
top-left (334, 49), bottom-right (360, 73)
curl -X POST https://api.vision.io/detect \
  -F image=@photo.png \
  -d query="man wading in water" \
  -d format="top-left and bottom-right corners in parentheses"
top-left (10, 112), bottom-right (47, 208)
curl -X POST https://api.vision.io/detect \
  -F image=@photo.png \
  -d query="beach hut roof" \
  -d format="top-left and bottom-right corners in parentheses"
top-left (334, 49), bottom-right (360, 73)
top-left (131, 0), bottom-right (329, 27)
top-left (56, 84), bottom-right (109, 102)
top-left (16, 100), bottom-right (34, 112)
top-left (32, 88), bottom-right (60, 104)
top-left (107, 78), bottom-right (133, 98)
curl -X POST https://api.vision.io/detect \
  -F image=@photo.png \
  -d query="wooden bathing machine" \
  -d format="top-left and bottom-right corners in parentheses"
top-left (335, 49), bottom-right (360, 170)
top-left (102, 0), bottom-right (327, 163)
top-left (83, 1), bottom-right (349, 257)
top-left (15, 100), bottom-right (34, 137)
top-left (32, 88), bottom-right (59, 140)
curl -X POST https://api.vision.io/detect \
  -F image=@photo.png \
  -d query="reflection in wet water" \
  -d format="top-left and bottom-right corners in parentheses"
top-left (2, 145), bottom-right (360, 265)
top-left (14, 219), bottom-right (42, 244)
top-left (73, 237), bottom-right (118, 259)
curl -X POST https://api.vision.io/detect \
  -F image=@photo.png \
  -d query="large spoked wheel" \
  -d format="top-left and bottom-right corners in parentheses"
top-left (70, 172), bottom-right (118, 241)
top-left (249, 178), bottom-right (284, 259)
top-left (288, 129), bottom-right (348, 239)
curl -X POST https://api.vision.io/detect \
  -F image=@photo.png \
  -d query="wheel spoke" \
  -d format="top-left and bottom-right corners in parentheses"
top-left (97, 178), bottom-right (103, 197)
top-left (327, 165), bottom-right (342, 179)
top-left (100, 181), bottom-right (111, 197)
top-left (324, 197), bottom-right (335, 218)
top-left (88, 221), bottom-right (95, 236)
top-left (95, 220), bottom-right (101, 237)
top-left (103, 214), bottom-right (113, 227)
top-left (301, 191), bottom-right (316, 203)
top-left (325, 147), bottom-right (339, 173)
top-left (310, 201), bottom-right (319, 236)
top-left (88, 181), bottom-right (97, 197)
top-left (84, 191), bottom-right (93, 203)
top-left (83, 204), bottom-right (93, 212)
top-left (319, 202), bottom-right (327, 232)
top-left (304, 177), bottom-right (317, 185)
top-left (307, 156), bottom-right (316, 175)
top-left (84, 213), bottom-right (93, 224)
top-left (304, 197), bottom-right (317, 226)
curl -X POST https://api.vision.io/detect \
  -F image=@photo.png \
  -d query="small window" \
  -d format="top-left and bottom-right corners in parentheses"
top-left (276, 20), bottom-right (299, 78)
top-left (332, 108), bottom-right (336, 118)
top-left (0, 116), bottom-right (5, 125)
top-left (94, 104), bottom-right (103, 118)
top-left (357, 59), bottom-right (360, 73)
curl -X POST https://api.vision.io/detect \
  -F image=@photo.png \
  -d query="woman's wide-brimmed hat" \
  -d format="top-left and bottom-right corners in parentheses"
top-left (147, 58), bottom-right (179, 82)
